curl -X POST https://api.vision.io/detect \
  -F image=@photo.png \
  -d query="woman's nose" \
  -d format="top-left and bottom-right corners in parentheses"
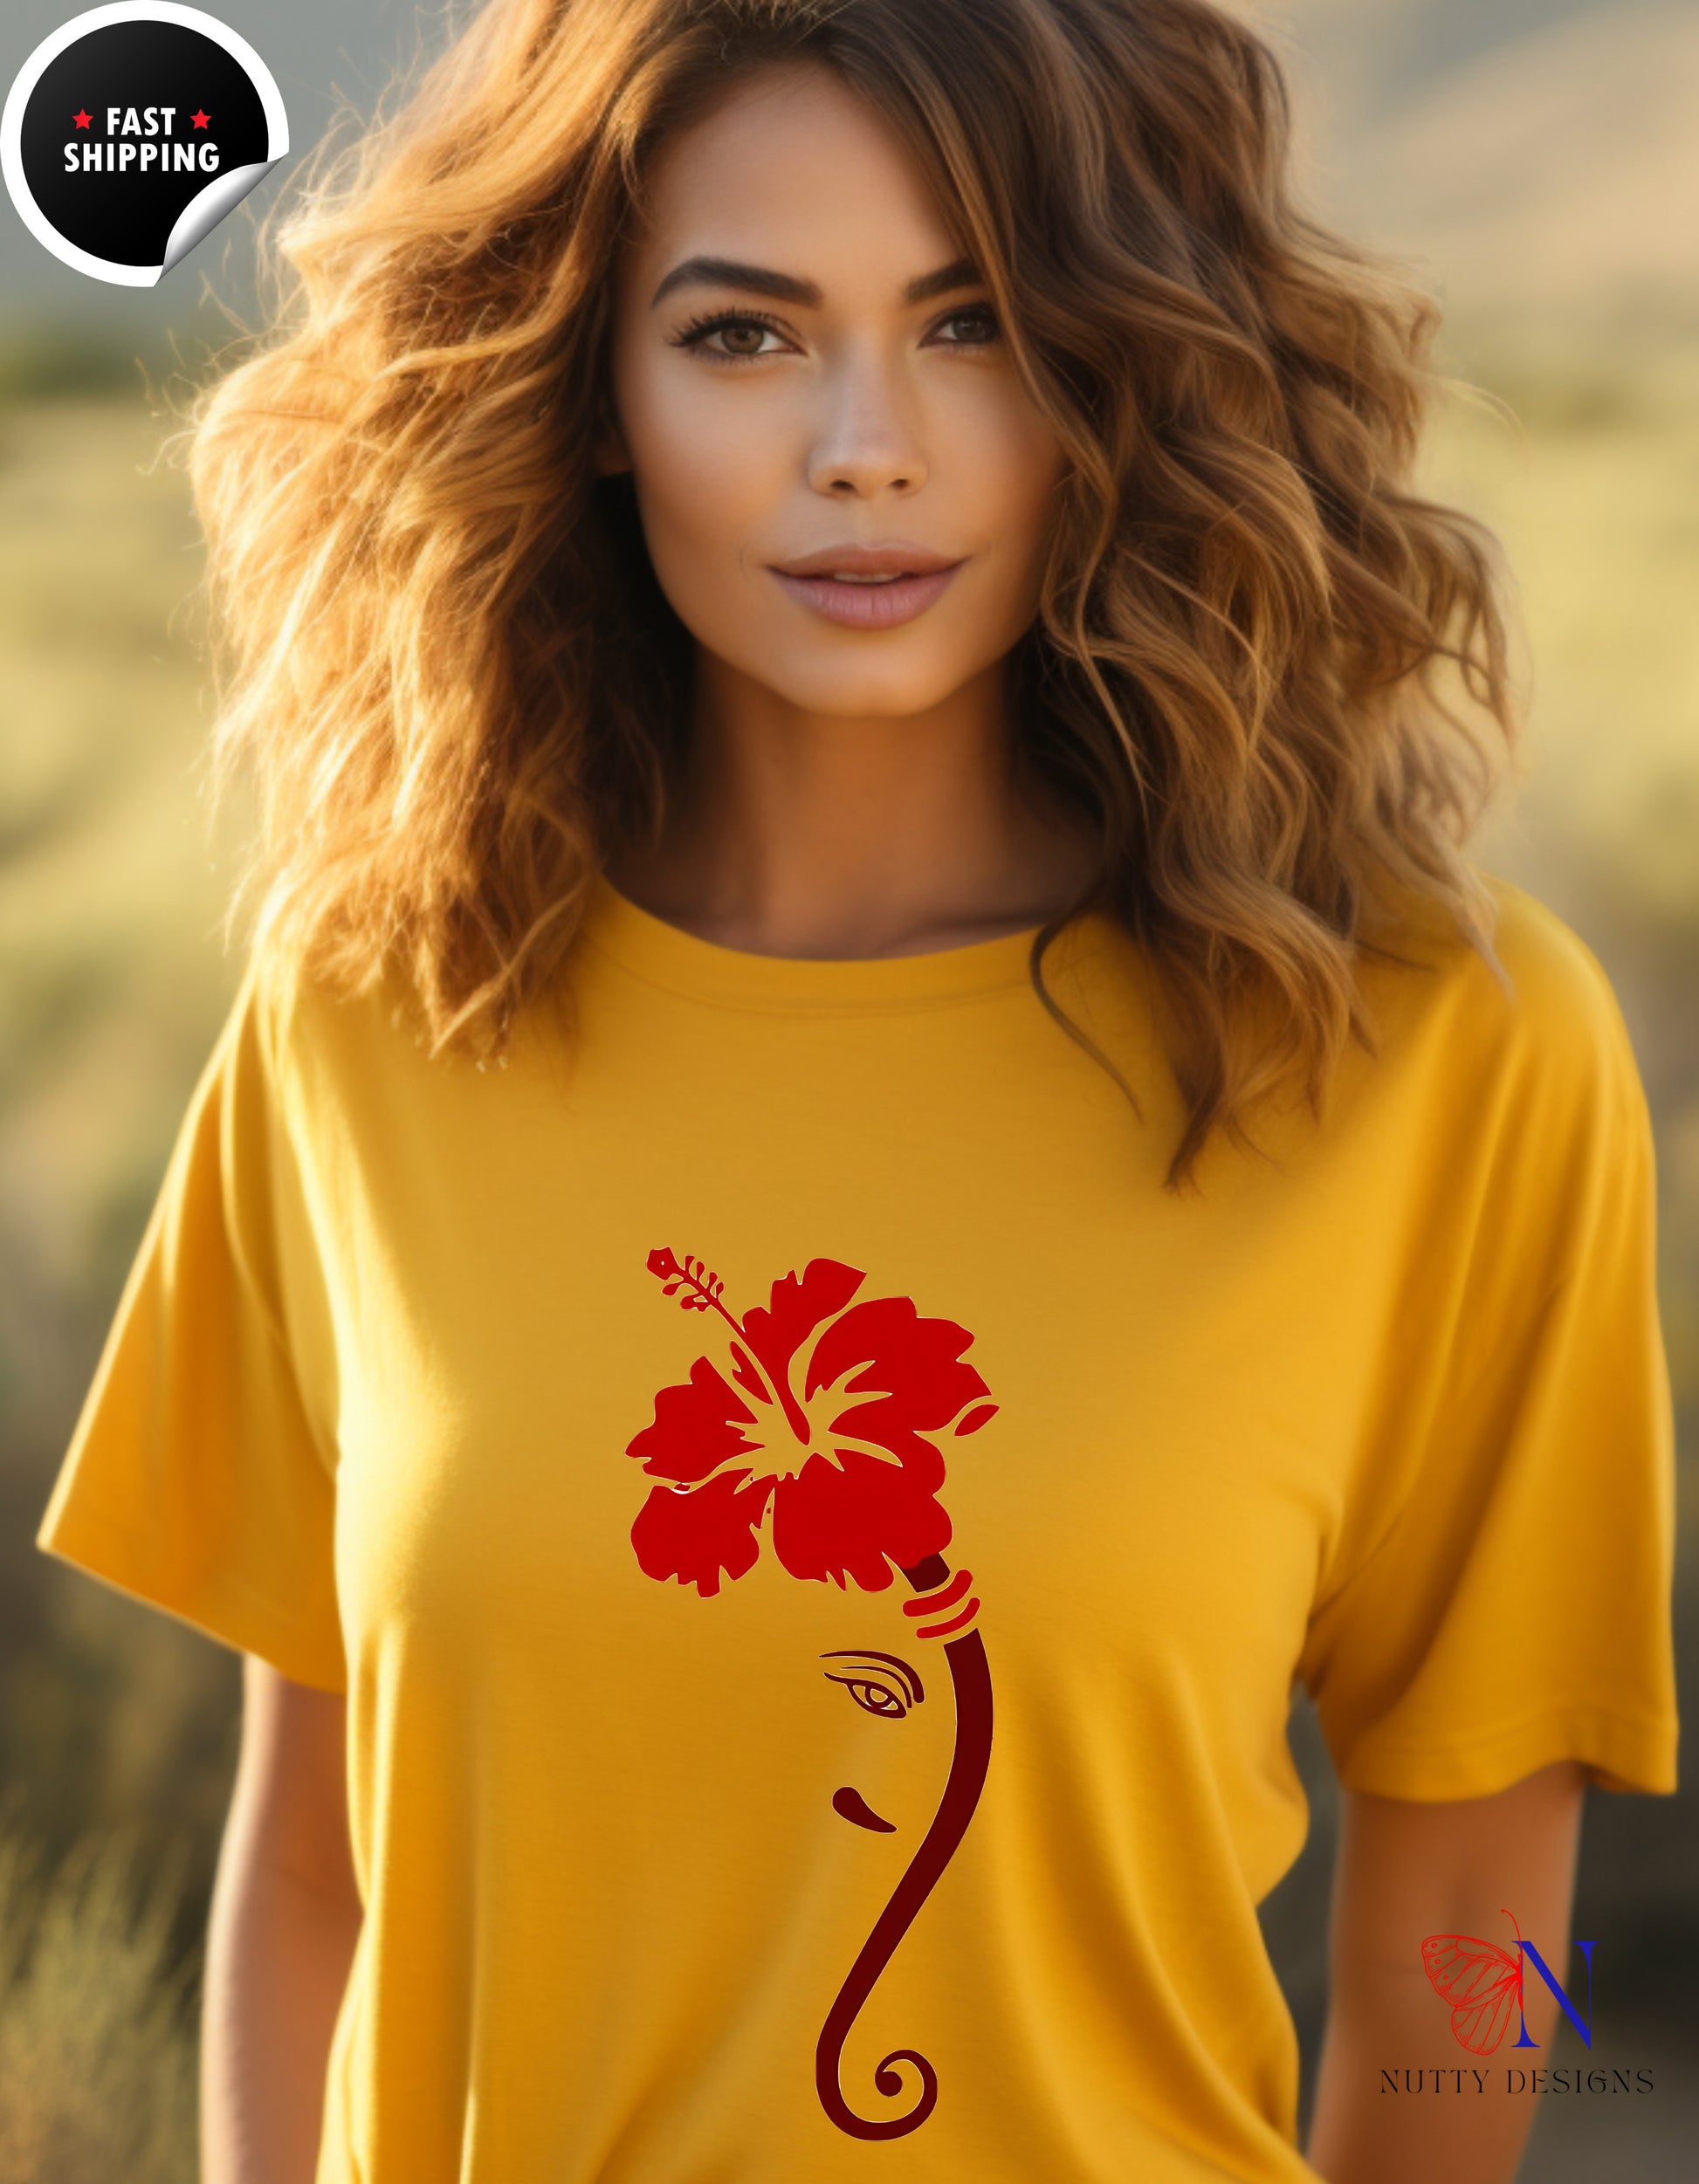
top-left (804, 350), bottom-right (929, 498)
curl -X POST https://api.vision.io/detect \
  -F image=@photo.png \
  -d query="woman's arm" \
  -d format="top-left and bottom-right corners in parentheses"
top-left (1304, 1759), bottom-right (1588, 2184)
top-left (201, 1656), bottom-right (363, 2184)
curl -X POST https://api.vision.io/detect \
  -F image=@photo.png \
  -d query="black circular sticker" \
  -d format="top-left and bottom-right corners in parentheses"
top-left (3, 3), bottom-right (287, 285)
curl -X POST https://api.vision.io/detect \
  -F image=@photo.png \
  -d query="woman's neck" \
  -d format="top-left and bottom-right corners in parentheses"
top-left (605, 659), bottom-right (1097, 961)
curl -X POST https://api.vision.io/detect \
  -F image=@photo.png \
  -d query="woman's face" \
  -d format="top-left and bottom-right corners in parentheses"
top-left (602, 63), bottom-right (1069, 722)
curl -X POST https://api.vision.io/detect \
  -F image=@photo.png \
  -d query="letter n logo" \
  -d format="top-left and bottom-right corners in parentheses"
top-left (1510, 1940), bottom-right (1598, 2049)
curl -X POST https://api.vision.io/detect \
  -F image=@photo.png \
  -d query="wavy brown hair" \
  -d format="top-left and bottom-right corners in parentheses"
top-left (185, 0), bottom-right (1523, 1190)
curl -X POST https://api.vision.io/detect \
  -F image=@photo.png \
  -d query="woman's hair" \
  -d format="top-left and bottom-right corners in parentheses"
top-left (185, 0), bottom-right (1523, 1191)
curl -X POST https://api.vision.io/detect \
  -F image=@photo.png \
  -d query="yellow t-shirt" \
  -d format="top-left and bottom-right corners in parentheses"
top-left (37, 870), bottom-right (1678, 2182)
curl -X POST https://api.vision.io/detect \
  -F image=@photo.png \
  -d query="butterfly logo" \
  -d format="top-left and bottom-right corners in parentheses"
top-left (1420, 1906), bottom-right (1526, 2054)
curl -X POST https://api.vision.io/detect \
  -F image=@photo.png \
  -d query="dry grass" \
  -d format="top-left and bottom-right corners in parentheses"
top-left (0, 1800), bottom-right (196, 2183)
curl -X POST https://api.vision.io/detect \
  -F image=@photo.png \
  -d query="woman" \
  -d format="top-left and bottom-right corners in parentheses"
top-left (35, 0), bottom-right (1677, 2179)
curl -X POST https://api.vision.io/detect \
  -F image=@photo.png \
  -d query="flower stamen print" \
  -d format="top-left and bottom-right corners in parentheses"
top-left (625, 1247), bottom-right (999, 2139)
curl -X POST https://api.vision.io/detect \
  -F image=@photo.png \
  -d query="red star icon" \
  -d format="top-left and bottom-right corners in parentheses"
top-left (72, 109), bottom-right (92, 128)
top-left (190, 108), bottom-right (210, 128)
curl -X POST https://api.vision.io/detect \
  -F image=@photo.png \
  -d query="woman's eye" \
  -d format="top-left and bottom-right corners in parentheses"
top-left (671, 312), bottom-right (786, 363)
top-left (932, 304), bottom-right (1000, 347)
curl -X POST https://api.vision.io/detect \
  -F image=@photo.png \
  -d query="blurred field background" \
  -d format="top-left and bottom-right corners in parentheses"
top-left (0, 0), bottom-right (1695, 2176)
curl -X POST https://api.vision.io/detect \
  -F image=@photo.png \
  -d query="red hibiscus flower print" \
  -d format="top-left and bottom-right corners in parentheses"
top-left (626, 1249), bottom-right (997, 1597)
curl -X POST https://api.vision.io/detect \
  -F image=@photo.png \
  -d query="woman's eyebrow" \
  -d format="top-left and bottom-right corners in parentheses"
top-left (649, 253), bottom-right (980, 310)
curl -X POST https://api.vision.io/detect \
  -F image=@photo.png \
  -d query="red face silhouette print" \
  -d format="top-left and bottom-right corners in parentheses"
top-left (623, 1248), bottom-right (996, 2140)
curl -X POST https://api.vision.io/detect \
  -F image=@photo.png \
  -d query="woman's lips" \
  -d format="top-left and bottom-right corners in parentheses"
top-left (769, 562), bottom-right (963, 629)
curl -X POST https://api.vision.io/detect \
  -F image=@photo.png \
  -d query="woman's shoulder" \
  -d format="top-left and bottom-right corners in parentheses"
top-left (1370, 870), bottom-right (1633, 1064)
top-left (1354, 869), bottom-right (1647, 1151)
top-left (239, 939), bottom-right (433, 1113)
top-left (1475, 872), bottom-right (1627, 1034)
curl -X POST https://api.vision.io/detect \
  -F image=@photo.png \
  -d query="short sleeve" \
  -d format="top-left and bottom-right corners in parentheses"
top-left (1297, 920), bottom-right (1678, 1800)
top-left (36, 955), bottom-right (347, 1693)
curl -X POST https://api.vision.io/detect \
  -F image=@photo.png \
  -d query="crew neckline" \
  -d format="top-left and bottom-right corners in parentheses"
top-left (581, 869), bottom-right (1105, 1013)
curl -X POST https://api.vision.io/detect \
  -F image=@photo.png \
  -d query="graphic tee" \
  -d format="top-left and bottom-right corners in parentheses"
top-left (37, 871), bottom-right (1679, 2183)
